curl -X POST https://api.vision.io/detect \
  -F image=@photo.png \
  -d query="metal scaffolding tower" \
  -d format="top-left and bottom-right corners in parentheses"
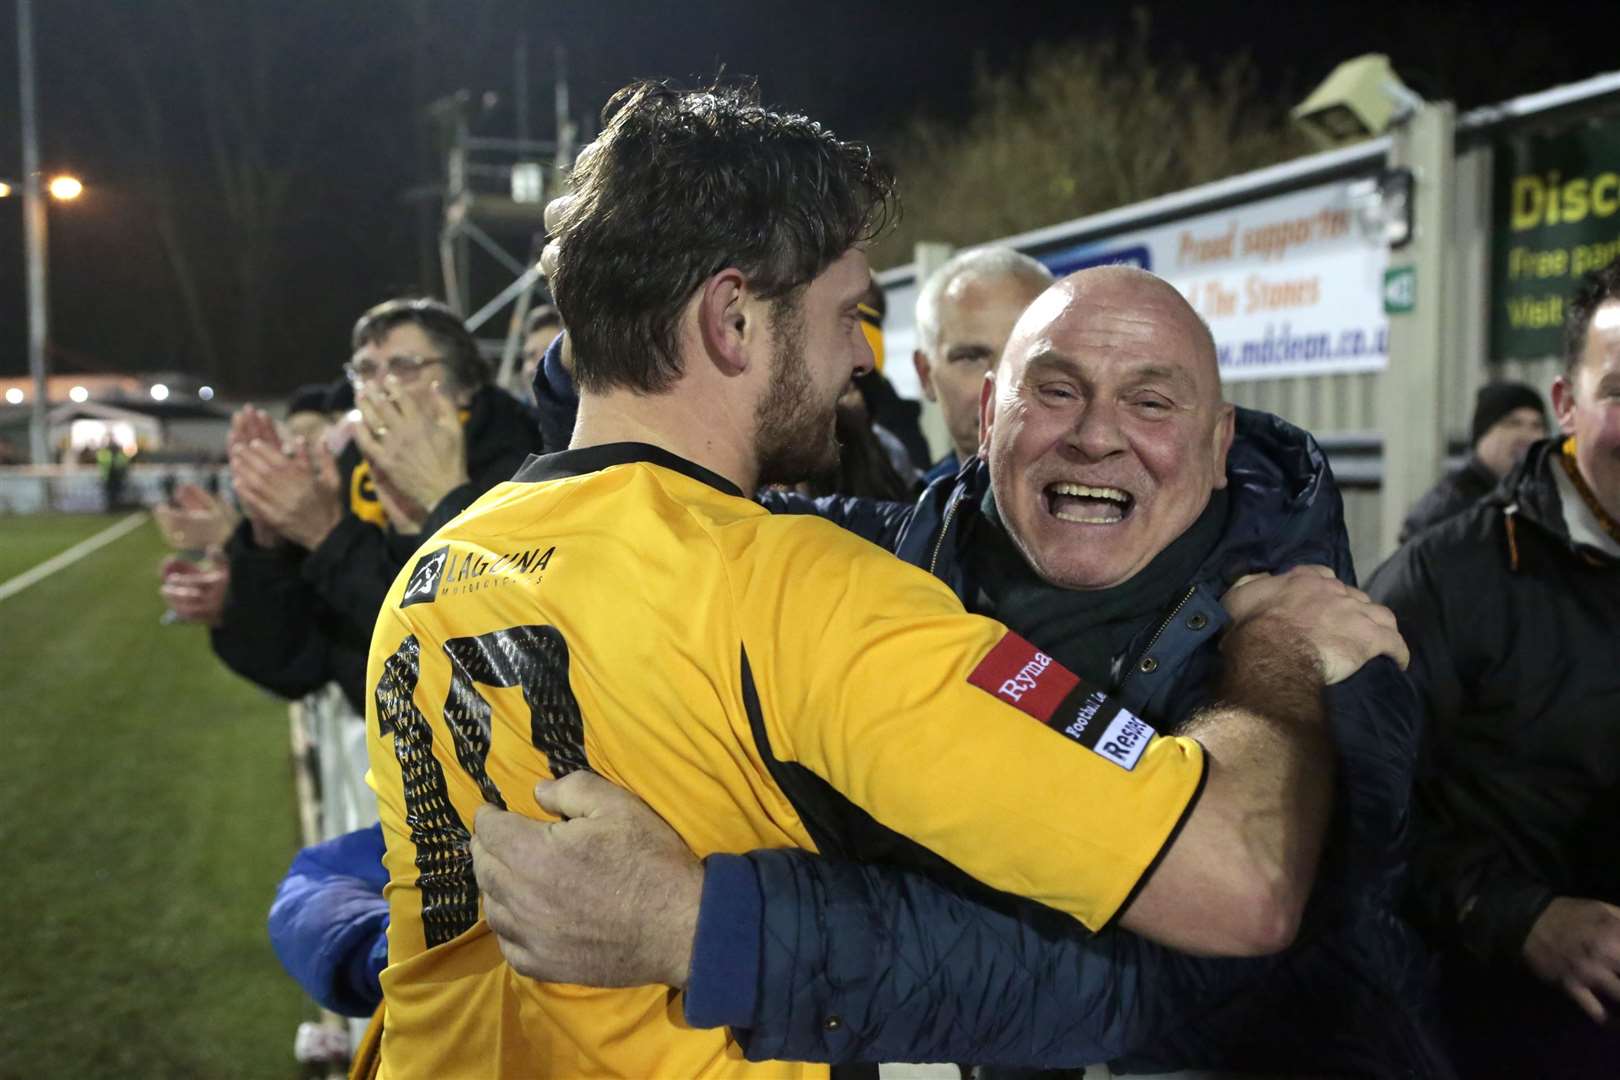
top-left (427, 43), bottom-right (578, 390)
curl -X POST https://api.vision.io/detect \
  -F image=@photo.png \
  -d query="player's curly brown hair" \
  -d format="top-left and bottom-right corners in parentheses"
top-left (550, 81), bottom-right (897, 395)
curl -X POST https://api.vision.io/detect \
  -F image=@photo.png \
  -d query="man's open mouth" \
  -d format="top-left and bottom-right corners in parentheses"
top-left (1044, 482), bottom-right (1134, 525)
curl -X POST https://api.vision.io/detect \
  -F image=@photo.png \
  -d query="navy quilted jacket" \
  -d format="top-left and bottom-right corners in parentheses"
top-left (686, 409), bottom-right (1449, 1077)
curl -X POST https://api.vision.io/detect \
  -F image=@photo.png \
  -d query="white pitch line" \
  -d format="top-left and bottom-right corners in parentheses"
top-left (0, 512), bottom-right (149, 605)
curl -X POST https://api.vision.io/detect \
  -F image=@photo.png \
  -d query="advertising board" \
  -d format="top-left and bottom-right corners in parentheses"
top-left (1037, 181), bottom-right (1390, 381)
top-left (1490, 117), bottom-right (1620, 361)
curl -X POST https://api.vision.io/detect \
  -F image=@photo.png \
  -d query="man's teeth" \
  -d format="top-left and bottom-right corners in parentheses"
top-left (1049, 483), bottom-right (1128, 502)
top-left (1053, 508), bottom-right (1124, 523)
top-left (1049, 482), bottom-right (1130, 524)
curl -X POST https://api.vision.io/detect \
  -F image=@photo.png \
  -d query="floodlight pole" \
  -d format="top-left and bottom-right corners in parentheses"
top-left (1378, 100), bottom-right (1455, 557)
top-left (18, 0), bottom-right (51, 465)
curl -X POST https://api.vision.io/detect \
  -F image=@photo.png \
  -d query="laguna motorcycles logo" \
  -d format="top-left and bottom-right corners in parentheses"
top-left (400, 544), bottom-right (555, 607)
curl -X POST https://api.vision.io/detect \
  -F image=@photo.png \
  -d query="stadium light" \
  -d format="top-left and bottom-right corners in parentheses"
top-left (47, 175), bottom-right (83, 201)
top-left (1292, 54), bottom-right (1425, 148)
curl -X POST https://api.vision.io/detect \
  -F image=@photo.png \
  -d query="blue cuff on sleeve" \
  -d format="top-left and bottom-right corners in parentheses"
top-left (683, 853), bottom-right (763, 1031)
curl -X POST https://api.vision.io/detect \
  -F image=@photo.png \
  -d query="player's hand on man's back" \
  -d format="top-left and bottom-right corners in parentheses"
top-left (472, 771), bottom-right (702, 989)
top-left (1223, 565), bottom-right (1409, 685)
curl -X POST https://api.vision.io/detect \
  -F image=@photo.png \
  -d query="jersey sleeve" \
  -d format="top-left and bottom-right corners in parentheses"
top-left (741, 519), bottom-right (1206, 932)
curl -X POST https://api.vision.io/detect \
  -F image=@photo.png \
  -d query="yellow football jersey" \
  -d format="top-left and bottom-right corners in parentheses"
top-left (366, 443), bottom-right (1207, 1078)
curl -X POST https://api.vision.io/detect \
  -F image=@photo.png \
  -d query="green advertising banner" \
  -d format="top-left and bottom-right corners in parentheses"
top-left (1491, 116), bottom-right (1620, 361)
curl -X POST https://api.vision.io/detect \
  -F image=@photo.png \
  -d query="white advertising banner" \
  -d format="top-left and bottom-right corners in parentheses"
top-left (1037, 181), bottom-right (1390, 381)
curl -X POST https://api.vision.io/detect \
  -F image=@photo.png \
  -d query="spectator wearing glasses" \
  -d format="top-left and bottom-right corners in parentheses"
top-left (211, 297), bottom-right (542, 712)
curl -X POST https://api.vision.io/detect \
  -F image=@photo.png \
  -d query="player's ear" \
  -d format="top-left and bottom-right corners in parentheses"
top-left (698, 269), bottom-right (753, 376)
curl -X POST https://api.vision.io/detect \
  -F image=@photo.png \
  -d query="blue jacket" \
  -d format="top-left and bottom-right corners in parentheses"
top-left (268, 824), bottom-right (390, 1018)
top-left (920, 451), bottom-right (960, 489)
top-left (687, 409), bottom-right (1444, 1077)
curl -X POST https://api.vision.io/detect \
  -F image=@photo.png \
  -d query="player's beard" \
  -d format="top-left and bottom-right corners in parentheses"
top-left (755, 300), bottom-right (841, 487)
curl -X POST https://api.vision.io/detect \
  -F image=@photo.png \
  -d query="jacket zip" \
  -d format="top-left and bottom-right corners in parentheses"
top-left (1120, 585), bottom-right (1198, 691)
top-left (928, 495), bottom-right (964, 577)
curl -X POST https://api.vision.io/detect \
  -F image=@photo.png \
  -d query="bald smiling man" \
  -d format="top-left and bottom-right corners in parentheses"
top-left (464, 265), bottom-right (1447, 1077)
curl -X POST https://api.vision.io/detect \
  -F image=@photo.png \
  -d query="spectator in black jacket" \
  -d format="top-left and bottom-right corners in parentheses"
top-left (211, 297), bottom-right (543, 711)
top-left (1368, 258), bottom-right (1620, 1074)
top-left (1398, 381), bottom-right (1546, 542)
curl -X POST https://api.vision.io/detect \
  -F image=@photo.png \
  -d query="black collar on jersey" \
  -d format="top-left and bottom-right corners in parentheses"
top-left (512, 441), bottom-right (745, 499)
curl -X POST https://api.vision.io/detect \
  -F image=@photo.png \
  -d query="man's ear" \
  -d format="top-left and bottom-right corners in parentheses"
top-left (976, 370), bottom-right (997, 460)
top-left (913, 350), bottom-right (937, 402)
top-left (1551, 375), bottom-right (1579, 436)
top-left (1210, 403), bottom-right (1236, 490)
top-left (698, 269), bottom-right (753, 376)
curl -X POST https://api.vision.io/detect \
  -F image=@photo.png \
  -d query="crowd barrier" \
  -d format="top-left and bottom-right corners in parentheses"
top-left (0, 464), bottom-right (231, 514)
top-left (289, 684), bottom-right (378, 1072)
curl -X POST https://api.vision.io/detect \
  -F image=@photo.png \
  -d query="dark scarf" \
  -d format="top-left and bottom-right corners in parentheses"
top-left (968, 486), bottom-right (1230, 688)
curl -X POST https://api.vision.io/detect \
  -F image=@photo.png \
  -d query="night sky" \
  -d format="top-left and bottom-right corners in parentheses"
top-left (0, 0), bottom-right (1614, 395)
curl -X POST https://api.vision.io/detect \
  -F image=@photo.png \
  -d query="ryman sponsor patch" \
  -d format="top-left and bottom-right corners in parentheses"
top-left (967, 632), bottom-right (1078, 721)
top-left (968, 631), bottom-right (1157, 771)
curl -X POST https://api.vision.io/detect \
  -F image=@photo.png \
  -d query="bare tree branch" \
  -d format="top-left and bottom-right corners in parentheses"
top-left (871, 24), bottom-right (1312, 269)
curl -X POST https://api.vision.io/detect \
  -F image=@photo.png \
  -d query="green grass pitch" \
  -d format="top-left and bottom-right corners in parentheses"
top-left (0, 514), bottom-right (310, 1078)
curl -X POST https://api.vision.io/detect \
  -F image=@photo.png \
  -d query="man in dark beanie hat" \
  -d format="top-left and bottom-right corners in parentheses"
top-left (1398, 380), bottom-right (1546, 543)
top-left (323, 377), bottom-right (355, 416)
top-left (284, 382), bottom-right (339, 446)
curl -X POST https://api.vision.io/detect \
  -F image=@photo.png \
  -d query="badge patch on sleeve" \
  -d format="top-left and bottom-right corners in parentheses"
top-left (967, 632), bottom-right (1078, 719)
top-left (968, 631), bottom-right (1156, 771)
